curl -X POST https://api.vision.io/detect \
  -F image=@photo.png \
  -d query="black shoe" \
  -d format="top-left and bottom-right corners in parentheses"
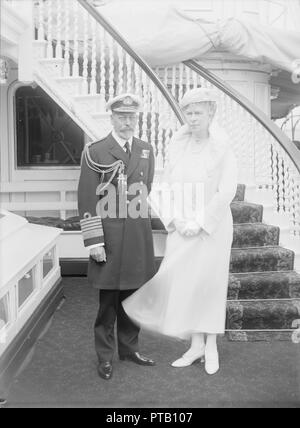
top-left (97, 361), bottom-right (113, 380)
top-left (120, 352), bottom-right (156, 366)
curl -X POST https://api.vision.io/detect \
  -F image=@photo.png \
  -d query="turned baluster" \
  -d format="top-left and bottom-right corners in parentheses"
top-left (156, 91), bottom-right (165, 170)
top-left (125, 54), bottom-right (132, 94)
top-left (55, 0), bottom-right (62, 59)
top-left (46, 0), bottom-right (53, 58)
top-left (273, 147), bottom-right (281, 212)
top-left (283, 160), bottom-right (293, 221)
top-left (171, 65), bottom-right (177, 99)
top-left (141, 74), bottom-right (149, 141)
top-left (63, 0), bottom-right (71, 77)
top-left (90, 18), bottom-right (98, 95)
top-left (243, 108), bottom-right (254, 184)
top-left (185, 65), bottom-right (191, 93)
top-left (134, 62), bottom-right (142, 98)
top-left (161, 67), bottom-right (170, 167)
top-left (277, 148), bottom-right (287, 214)
top-left (270, 143), bottom-right (278, 200)
top-left (150, 81), bottom-right (157, 156)
top-left (99, 27), bottom-right (106, 101)
top-left (37, 0), bottom-right (45, 41)
top-left (117, 45), bottom-right (124, 94)
top-left (82, 11), bottom-right (89, 94)
top-left (253, 120), bottom-right (265, 188)
top-left (108, 35), bottom-right (115, 98)
top-left (261, 126), bottom-right (273, 190)
top-left (178, 63), bottom-right (184, 102)
top-left (290, 170), bottom-right (300, 236)
top-left (267, 134), bottom-right (275, 191)
top-left (73, 1), bottom-right (79, 77)
top-left (163, 67), bottom-right (169, 92)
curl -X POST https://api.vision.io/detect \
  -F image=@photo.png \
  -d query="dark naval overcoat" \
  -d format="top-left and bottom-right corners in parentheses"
top-left (78, 132), bottom-right (156, 290)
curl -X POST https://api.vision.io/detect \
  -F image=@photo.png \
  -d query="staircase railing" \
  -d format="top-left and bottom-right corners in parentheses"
top-left (32, 0), bottom-right (300, 237)
top-left (184, 60), bottom-right (300, 237)
top-left (185, 60), bottom-right (300, 173)
top-left (152, 60), bottom-right (300, 237)
top-left (33, 0), bottom-right (185, 170)
top-left (77, 0), bottom-right (185, 126)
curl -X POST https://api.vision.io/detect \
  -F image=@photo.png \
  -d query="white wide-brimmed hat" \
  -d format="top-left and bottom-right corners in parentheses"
top-left (180, 88), bottom-right (219, 109)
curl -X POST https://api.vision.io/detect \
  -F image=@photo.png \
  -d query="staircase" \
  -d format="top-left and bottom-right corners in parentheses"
top-left (154, 184), bottom-right (300, 342)
top-left (14, 0), bottom-right (300, 342)
top-left (28, 0), bottom-right (185, 153)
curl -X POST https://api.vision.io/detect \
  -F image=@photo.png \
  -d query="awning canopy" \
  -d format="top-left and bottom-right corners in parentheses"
top-left (98, 2), bottom-right (300, 118)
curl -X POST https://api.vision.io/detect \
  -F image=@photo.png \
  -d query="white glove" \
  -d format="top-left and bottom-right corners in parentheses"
top-left (90, 246), bottom-right (107, 262)
top-left (182, 220), bottom-right (202, 237)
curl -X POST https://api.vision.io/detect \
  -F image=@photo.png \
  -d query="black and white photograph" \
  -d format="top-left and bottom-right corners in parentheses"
top-left (0, 0), bottom-right (300, 410)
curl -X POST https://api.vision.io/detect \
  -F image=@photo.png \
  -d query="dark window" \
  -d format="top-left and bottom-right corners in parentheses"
top-left (16, 85), bottom-right (85, 167)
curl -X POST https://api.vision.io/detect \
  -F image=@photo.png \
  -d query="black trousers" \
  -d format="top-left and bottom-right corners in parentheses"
top-left (94, 289), bottom-right (140, 363)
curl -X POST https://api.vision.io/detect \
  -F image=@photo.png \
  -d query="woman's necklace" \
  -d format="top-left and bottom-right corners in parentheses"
top-left (190, 135), bottom-right (209, 153)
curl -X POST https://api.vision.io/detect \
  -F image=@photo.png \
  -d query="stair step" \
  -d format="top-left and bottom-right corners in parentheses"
top-left (152, 224), bottom-right (280, 255)
top-left (232, 224), bottom-right (279, 248)
top-left (38, 58), bottom-right (65, 77)
top-left (231, 202), bottom-right (263, 224)
top-left (155, 247), bottom-right (295, 274)
top-left (56, 76), bottom-right (84, 97)
top-left (73, 94), bottom-right (106, 114)
top-left (141, 271), bottom-right (300, 301)
top-left (226, 299), bottom-right (300, 330)
top-left (230, 247), bottom-right (294, 273)
top-left (226, 330), bottom-right (298, 342)
top-left (151, 201), bottom-right (264, 231)
top-left (229, 271), bottom-right (300, 300)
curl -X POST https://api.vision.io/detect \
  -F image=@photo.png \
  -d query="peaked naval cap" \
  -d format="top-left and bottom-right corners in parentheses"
top-left (106, 93), bottom-right (142, 113)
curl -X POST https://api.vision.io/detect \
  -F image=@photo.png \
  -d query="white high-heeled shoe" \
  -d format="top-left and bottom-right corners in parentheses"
top-left (204, 349), bottom-right (219, 375)
top-left (171, 350), bottom-right (205, 368)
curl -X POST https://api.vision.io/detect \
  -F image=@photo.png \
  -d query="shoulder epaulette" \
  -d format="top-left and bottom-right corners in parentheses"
top-left (83, 138), bottom-right (125, 183)
top-left (85, 138), bottom-right (106, 150)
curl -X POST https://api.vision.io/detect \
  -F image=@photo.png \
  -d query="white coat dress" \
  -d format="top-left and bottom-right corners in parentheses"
top-left (123, 126), bottom-right (238, 339)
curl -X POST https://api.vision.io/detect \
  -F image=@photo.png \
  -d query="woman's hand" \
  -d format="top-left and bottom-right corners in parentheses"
top-left (174, 219), bottom-right (187, 235)
top-left (182, 221), bottom-right (202, 237)
top-left (174, 219), bottom-right (201, 237)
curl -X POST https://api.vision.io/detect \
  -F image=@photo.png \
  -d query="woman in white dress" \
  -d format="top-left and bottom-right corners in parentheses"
top-left (123, 88), bottom-right (238, 375)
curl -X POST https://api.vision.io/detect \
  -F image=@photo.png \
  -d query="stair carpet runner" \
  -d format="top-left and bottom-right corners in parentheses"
top-left (154, 184), bottom-right (300, 342)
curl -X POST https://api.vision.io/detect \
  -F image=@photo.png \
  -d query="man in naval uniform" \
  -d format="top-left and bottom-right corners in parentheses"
top-left (78, 93), bottom-right (156, 380)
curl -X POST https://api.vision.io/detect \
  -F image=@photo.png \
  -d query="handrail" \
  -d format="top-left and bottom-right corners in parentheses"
top-left (77, 0), bottom-right (185, 126)
top-left (60, 1), bottom-right (300, 176)
top-left (185, 59), bottom-right (300, 175)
